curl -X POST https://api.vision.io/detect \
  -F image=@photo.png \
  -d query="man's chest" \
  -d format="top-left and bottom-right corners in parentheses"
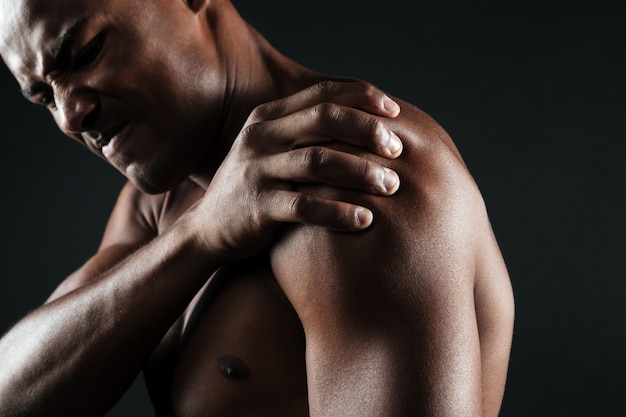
top-left (144, 255), bottom-right (309, 416)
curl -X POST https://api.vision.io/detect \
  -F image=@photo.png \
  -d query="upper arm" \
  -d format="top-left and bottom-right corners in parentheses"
top-left (46, 182), bottom-right (161, 302)
top-left (270, 127), bottom-right (490, 416)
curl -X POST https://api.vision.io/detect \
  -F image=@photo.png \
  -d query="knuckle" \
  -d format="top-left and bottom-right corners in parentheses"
top-left (248, 103), bottom-right (269, 123)
top-left (358, 80), bottom-right (379, 99)
top-left (314, 102), bottom-right (342, 122)
top-left (362, 160), bottom-right (383, 191)
top-left (252, 194), bottom-right (268, 225)
top-left (287, 193), bottom-right (310, 220)
top-left (248, 105), bottom-right (267, 123)
top-left (368, 117), bottom-right (386, 140)
top-left (256, 188), bottom-right (283, 227)
top-left (302, 146), bottom-right (327, 174)
top-left (314, 80), bottom-right (339, 97)
top-left (249, 100), bottom-right (281, 122)
top-left (239, 121), bottom-right (267, 144)
top-left (343, 79), bottom-right (379, 102)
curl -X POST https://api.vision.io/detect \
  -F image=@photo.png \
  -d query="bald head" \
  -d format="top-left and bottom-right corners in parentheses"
top-left (0, 0), bottom-right (34, 59)
top-left (1, 0), bottom-right (88, 84)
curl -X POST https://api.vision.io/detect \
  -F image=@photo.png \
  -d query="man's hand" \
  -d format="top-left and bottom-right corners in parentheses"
top-left (188, 80), bottom-right (403, 260)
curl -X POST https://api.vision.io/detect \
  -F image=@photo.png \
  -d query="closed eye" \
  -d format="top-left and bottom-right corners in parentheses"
top-left (20, 83), bottom-right (56, 109)
top-left (74, 30), bottom-right (107, 69)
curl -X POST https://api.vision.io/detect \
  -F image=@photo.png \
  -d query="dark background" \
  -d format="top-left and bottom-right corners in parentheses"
top-left (1, 1), bottom-right (624, 415)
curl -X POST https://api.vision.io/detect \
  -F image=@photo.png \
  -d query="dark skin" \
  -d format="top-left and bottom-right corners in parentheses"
top-left (0, 0), bottom-right (514, 416)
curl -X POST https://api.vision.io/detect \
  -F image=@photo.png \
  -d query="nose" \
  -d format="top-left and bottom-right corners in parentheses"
top-left (54, 90), bottom-right (99, 135)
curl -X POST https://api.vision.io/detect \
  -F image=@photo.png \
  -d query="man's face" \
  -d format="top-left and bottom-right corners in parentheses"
top-left (0, 0), bottom-right (224, 193)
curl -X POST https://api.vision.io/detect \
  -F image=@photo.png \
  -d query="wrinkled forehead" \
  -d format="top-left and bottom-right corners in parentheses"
top-left (0, 0), bottom-right (89, 82)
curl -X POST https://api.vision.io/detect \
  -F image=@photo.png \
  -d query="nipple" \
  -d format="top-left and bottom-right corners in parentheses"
top-left (217, 355), bottom-right (250, 381)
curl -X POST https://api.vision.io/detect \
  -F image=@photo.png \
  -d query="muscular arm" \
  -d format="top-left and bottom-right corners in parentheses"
top-left (271, 107), bottom-right (513, 416)
top-left (0, 183), bottom-right (217, 416)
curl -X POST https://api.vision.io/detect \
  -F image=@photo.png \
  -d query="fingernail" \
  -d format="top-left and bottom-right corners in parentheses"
top-left (382, 168), bottom-right (399, 193)
top-left (356, 208), bottom-right (373, 227)
top-left (387, 131), bottom-right (402, 155)
top-left (383, 96), bottom-right (400, 116)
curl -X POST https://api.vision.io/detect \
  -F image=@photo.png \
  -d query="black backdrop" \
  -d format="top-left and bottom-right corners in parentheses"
top-left (1, 1), bottom-right (624, 415)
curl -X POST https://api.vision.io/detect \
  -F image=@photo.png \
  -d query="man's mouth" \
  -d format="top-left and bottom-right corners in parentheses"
top-left (101, 121), bottom-right (130, 159)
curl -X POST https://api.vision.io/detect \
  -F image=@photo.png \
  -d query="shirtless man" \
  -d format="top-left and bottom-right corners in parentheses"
top-left (0, 0), bottom-right (514, 416)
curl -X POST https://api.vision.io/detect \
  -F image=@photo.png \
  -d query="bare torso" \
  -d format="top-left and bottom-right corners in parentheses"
top-left (133, 104), bottom-right (512, 417)
top-left (147, 255), bottom-right (309, 416)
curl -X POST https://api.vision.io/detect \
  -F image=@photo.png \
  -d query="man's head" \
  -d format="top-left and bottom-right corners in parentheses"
top-left (1, 0), bottom-right (230, 193)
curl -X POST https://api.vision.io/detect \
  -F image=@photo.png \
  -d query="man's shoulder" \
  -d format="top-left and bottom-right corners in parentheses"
top-left (270, 98), bottom-right (493, 293)
top-left (380, 100), bottom-right (486, 225)
top-left (391, 100), bottom-right (470, 188)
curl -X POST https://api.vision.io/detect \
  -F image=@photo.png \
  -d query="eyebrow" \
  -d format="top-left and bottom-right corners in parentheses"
top-left (20, 18), bottom-right (89, 99)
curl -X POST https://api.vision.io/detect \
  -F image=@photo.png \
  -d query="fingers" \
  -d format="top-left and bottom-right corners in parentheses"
top-left (268, 146), bottom-right (400, 195)
top-left (260, 189), bottom-right (374, 231)
top-left (244, 81), bottom-right (402, 158)
top-left (240, 103), bottom-right (403, 159)
top-left (246, 80), bottom-right (400, 126)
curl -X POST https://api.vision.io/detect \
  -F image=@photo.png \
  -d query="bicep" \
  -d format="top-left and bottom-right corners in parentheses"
top-left (46, 182), bottom-right (159, 303)
top-left (271, 202), bottom-right (483, 416)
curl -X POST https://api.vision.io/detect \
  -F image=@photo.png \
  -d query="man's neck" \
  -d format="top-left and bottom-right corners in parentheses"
top-left (187, 3), bottom-right (323, 189)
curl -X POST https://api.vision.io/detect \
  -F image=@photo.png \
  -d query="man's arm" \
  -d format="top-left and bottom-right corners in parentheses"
top-left (45, 181), bottom-right (162, 303)
top-left (270, 106), bottom-right (512, 416)
top-left (0, 186), bottom-right (218, 415)
top-left (0, 81), bottom-right (404, 416)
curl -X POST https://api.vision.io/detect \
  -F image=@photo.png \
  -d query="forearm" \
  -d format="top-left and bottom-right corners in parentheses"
top-left (0, 217), bottom-right (218, 416)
